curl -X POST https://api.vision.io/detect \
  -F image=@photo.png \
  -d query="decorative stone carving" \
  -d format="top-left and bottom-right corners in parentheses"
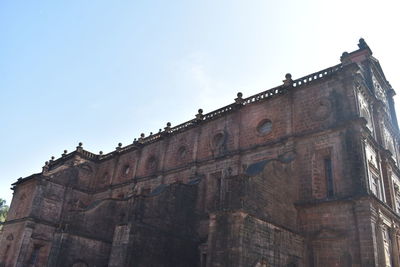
top-left (365, 142), bottom-right (379, 169)
top-left (373, 75), bottom-right (387, 105)
top-left (383, 126), bottom-right (395, 156)
top-left (357, 91), bottom-right (373, 132)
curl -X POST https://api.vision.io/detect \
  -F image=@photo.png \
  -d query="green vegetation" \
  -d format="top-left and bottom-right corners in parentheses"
top-left (0, 198), bottom-right (9, 230)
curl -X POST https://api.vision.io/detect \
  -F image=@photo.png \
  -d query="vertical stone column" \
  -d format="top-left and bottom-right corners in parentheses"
top-left (206, 213), bottom-right (217, 267)
top-left (390, 225), bottom-right (400, 267)
top-left (108, 224), bottom-right (131, 267)
top-left (15, 222), bottom-right (34, 267)
top-left (46, 231), bottom-right (66, 267)
top-left (375, 217), bottom-right (387, 267)
top-left (359, 129), bottom-right (371, 193)
top-left (352, 200), bottom-right (376, 266)
top-left (381, 158), bottom-right (395, 208)
top-left (206, 212), bottom-right (244, 267)
top-left (387, 88), bottom-right (399, 130)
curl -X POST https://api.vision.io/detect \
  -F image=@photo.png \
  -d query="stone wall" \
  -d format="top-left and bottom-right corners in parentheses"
top-left (2, 41), bottom-right (400, 267)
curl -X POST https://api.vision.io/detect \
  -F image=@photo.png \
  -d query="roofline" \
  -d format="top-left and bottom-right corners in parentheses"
top-left (44, 62), bottom-right (346, 168)
top-left (17, 40), bottom-right (373, 181)
top-left (11, 173), bottom-right (42, 186)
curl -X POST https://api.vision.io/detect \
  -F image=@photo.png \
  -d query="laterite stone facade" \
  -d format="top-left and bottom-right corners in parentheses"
top-left (1, 39), bottom-right (400, 266)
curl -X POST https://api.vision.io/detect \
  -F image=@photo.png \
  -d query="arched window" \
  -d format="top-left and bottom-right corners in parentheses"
top-left (147, 156), bottom-right (157, 171)
top-left (360, 107), bottom-right (373, 131)
top-left (177, 146), bottom-right (187, 160)
top-left (122, 164), bottom-right (130, 175)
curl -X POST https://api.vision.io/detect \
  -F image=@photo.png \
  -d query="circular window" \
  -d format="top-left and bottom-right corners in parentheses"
top-left (178, 146), bottom-right (187, 159)
top-left (257, 120), bottom-right (272, 135)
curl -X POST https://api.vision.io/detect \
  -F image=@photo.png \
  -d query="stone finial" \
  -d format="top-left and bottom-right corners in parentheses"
top-left (340, 51), bottom-right (350, 63)
top-left (196, 109), bottom-right (204, 121)
top-left (283, 73), bottom-right (293, 86)
top-left (42, 161), bottom-right (49, 172)
top-left (139, 133), bottom-right (145, 144)
top-left (116, 143), bottom-right (122, 150)
top-left (357, 38), bottom-right (372, 55)
top-left (164, 122), bottom-right (171, 132)
top-left (50, 156), bottom-right (55, 161)
top-left (159, 129), bottom-right (162, 133)
top-left (99, 151), bottom-right (103, 155)
top-left (150, 132), bottom-right (153, 135)
top-left (62, 150), bottom-right (68, 156)
top-left (341, 50), bottom-right (362, 64)
top-left (358, 38), bottom-right (369, 49)
top-left (76, 142), bottom-right (83, 151)
top-left (235, 92), bottom-right (244, 105)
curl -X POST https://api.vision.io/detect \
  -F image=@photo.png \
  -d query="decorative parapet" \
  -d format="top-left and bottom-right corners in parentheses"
top-left (80, 150), bottom-right (97, 160)
top-left (292, 64), bottom-right (343, 88)
top-left (41, 62), bottom-right (345, 171)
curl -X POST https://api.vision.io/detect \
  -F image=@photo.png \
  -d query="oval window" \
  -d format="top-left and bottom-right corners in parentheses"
top-left (257, 120), bottom-right (272, 135)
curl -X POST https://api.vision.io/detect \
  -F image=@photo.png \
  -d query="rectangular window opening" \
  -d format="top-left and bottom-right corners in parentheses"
top-left (324, 157), bottom-right (334, 198)
top-left (201, 253), bottom-right (207, 267)
top-left (29, 245), bottom-right (41, 265)
top-left (371, 174), bottom-right (381, 200)
top-left (216, 177), bottom-right (222, 209)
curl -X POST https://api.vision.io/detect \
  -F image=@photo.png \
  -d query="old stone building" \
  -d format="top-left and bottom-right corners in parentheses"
top-left (1, 39), bottom-right (400, 267)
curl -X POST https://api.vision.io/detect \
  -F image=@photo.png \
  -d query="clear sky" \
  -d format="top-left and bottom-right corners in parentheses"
top-left (1, 0), bottom-right (399, 204)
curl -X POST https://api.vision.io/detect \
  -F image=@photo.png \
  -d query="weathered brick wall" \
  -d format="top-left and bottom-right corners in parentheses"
top-left (119, 182), bottom-right (200, 267)
top-left (244, 156), bottom-right (297, 230)
top-left (3, 42), bottom-right (400, 266)
top-left (294, 129), bottom-right (363, 202)
top-left (6, 180), bottom-right (37, 221)
top-left (240, 214), bottom-right (303, 267)
top-left (63, 199), bottom-right (128, 242)
top-left (207, 211), bottom-right (303, 267)
top-left (0, 222), bottom-right (27, 266)
top-left (297, 199), bottom-right (380, 267)
top-left (47, 234), bottom-right (111, 267)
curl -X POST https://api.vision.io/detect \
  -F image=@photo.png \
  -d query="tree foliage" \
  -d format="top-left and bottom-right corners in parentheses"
top-left (0, 198), bottom-right (9, 230)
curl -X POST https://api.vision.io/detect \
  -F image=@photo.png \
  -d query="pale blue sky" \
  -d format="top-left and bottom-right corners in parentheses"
top-left (1, 0), bottom-right (399, 204)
